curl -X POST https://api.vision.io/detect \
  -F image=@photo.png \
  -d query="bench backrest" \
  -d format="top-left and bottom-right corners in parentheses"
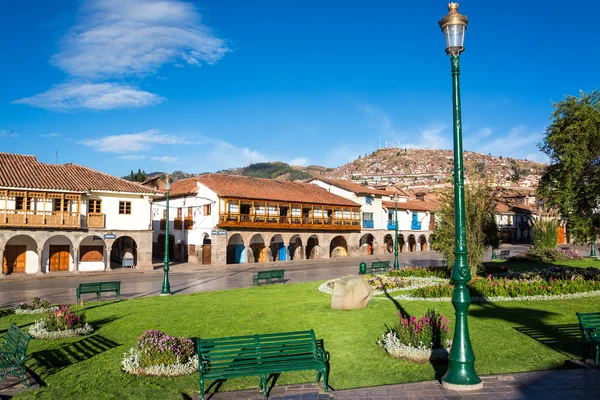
top-left (500, 250), bottom-right (510, 255)
top-left (100, 282), bottom-right (121, 290)
top-left (1, 324), bottom-right (32, 363)
top-left (78, 283), bottom-right (101, 290)
top-left (256, 270), bottom-right (284, 278)
top-left (372, 261), bottom-right (390, 268)
top-left (577, 312), bottom-right (600, 329)
top-left (197, 330), bottom-right (317, 374)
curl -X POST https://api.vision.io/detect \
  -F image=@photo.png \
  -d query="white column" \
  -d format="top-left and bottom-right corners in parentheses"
top-left (0, 248), bottom-right (4, 277)
top-left (73, 247), bottom-right (79, 273)
top-left (37, 248), bottom-right (43, 274)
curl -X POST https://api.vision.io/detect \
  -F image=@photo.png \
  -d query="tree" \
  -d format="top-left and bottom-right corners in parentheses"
top-left (430, 180), bottom-right (499, 276)
top-left (538, 91), bottom-right (600, 243)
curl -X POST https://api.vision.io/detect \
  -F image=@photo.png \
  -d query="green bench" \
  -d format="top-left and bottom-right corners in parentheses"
top-left (0, 323), bottom-right (32, 386)
top-left (253, 270), bottom-right (285, 286)
top-left (197, 330), bottom-right (328, 400)
top-left (76, 281), bottom-right (121, 303)
top-left (499, 250), bottom-right (511, 259)
top-left (576, 312), bottom-right (600, 365)
top-left (360, 260), bottom-right (391, 275)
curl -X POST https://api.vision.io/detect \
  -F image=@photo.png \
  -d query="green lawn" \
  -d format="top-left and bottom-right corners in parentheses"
top-left (2, 281), bottom-right (598, 399)
top-left (483, 258), bottom-right (600, 273)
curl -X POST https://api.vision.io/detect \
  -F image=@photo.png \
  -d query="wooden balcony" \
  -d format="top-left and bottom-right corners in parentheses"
top-left (218, 214), bottom-right (361, 231)
top-left (174, 218), bottom-right (183, 230)
top-left (184, 217), bottom-right (193, 230)
top-left (160, 219), bottom-right (166, 230)
top-left (0, 210), bottom-right (80, 229)
top-left (87, 213), bottom-right (105, 229)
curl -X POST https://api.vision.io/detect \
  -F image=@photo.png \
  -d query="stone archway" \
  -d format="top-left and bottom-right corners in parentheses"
top-left (306, 235), bottom-right (320, 259)
top-left (3, 235), bottom-right (39, 274)
top-left (384, 234), bottom-right (394, 253)
top-left (249, 234), bottom-right (266, 263)
top-left (398, 234), bottom-right (406, 253)
top-left (111, 236), bottom-right (137, 268)
top-left (418, 234), bottom-right (428, 251)
top-left (227, 234), bottom-right (245, 264)
top-left (78, 235), bottom-right (106, 272)
top-left (330, 236), bottom-right (348, 257)
top-left (201, 234), bottom-right (212, 265)
top-left (270, 234), bottom-right (285, 261)
top-left (289, 235), bottom-right (303, 261)
top-left (408, 234), bottom-right (416, 252)
top-left (43, 235), bottom-right (74, 273)
top-left (359, 234), bottom-right (375, 255)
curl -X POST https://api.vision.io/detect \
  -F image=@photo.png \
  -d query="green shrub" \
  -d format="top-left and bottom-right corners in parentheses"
top-left (137, 330), bottom-right (194, 368)
top-left (43, 305), bottom-right (86, 331)
top-left (531, 218), bottom-right (559, 249)
top-left (511, 247), bottom-right (583, 263)
top-left (389, 266), bottom-right (450, 279)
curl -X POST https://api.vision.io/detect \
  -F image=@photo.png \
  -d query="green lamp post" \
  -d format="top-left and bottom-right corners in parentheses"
top-left (439, 3), bottom-right (482, 390)
top-left (590, 237), bottom-right (596, 258)
top-left (161, 174), bottom-right (172, 296)
top-left (393, 192), bottom-right (400, 270)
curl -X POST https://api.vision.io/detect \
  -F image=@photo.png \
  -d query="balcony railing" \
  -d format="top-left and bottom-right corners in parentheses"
top-left (184, 217), bottom-right (193, 230)
top-left (362, 220), bottom-right (374, 229)
top-left (411, 222), bottom-right (422, 230)
top-left (87, 213), bottom-right (105, 228)
top-left (0, 210), bottom-right (80, 229)
top-left (174, 218), bottom-right (183, 230)
top-left (387, 220), bottom-right (397, 230)
top-left (218, 214), bottom-right (361, 231)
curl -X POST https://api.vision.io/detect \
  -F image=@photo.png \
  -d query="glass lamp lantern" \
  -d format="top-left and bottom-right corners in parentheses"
top-left (438, 3), bottom-right (469, 55)
top-left (164, 175), bottom-right (171, 191)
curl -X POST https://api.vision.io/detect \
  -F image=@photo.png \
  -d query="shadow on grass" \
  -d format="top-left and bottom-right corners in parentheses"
top-left (30, 334), bottom-right (120, 381)
top-left (0, 308), bottom-right (12, 319)
top-left (514, 323), bottom-right (581, 358)
top-left (81, 300), bottom-right (122, 311)
top-left (0, 321), bottom-right (34, 336)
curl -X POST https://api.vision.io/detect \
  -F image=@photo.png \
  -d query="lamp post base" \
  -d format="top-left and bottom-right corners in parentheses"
top-left (441, 381), bottom-right (483, 391)
top-left (159, 292), bottom-right (172, 296)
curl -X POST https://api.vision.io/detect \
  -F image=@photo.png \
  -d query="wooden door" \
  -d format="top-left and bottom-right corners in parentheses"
top-left (557, 226), bottom-right (565, 244)
top-left (49, 245), bottom-right (70, 272)
top-left (3, 245), bottom-right (26, 274)
top-left (202, 244), bottom-right (211, 265)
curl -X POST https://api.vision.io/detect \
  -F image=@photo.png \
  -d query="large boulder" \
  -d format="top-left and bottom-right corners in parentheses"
top-left (331, 276), bottom-right (373, 310)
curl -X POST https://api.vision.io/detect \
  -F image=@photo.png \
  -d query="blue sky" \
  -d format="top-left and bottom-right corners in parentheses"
top-left (1, 0), bottom-right (598, 176)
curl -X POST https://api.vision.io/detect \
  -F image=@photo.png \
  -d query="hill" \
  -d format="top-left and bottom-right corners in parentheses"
top-left (218, 162), bottom-right (329, 181)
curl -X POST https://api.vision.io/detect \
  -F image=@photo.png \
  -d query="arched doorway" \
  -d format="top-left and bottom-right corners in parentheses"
top-left (419, 235), bottom-right (427, 251)
top-left (359, 234), bottom-right (375, 255)
top-left (202, 234), bottom-right (212, 265)
top-left (44, 235), bottom-right (74, 272)
top-left (226, 234), bottom-right (245, 264)
top-left (111, 236), bottom-right (137, 268)
top-left (408, 234), bottom-right (416, 252)
top-left (330, 236), bottom-right (348, 257)
top-left (156, 234), bottom-right (174, 260)
top-left (398, 234), bottom-right (406, 253)
top-left (289, 235), bottom-right (303, 260)
top-left (3, 235), bottom-right (38, 274)
top-left (306, 235), bottom-right (319, 259)
top-left (270, 234), bottom-right (285, 261)
top-left (249, 234), bottom-right (266, 263)
top-left (78, 235), bottom-right (106, 272)
top-left (384, 234), bottom-right (393, 253)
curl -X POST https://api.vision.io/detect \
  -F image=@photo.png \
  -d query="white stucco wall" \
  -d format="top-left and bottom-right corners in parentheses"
top-left (78, 235), bottom-right (106, 272)
top-left (87, 192), bottom-right (153, 231)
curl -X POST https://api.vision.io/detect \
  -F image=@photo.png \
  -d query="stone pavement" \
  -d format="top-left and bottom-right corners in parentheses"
top-left (189, 367), bottom-right (600, 400)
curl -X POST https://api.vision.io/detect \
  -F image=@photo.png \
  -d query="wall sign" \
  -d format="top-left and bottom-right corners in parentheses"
top-left (104, 233), bottom-right (116, 239)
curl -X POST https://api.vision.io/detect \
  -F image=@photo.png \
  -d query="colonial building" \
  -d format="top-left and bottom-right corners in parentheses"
top-left (0, 153), bottom-right (158, 275)
top-left (152, 174), bottom-right (385, 265)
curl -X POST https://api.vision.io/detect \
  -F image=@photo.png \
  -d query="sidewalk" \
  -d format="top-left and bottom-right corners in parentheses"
top-left (188, 367), bottom-right (600, 400)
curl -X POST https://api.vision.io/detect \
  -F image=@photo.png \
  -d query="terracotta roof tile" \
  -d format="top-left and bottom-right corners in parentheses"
top-left (382, 200), bottom-right (438, 212)
top-left (192, 174), bottom-right (360, 207)
top-left (0, 153), bottom-right (158, 194)
top-left (168, 178), bottom-right (202, 197)
top-left (310, 178), bottom-right (389, 196)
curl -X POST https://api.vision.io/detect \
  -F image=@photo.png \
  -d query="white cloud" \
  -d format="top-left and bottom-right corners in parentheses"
top-left (79, 128), bottom-right (187, 153)
top-left (119, 154), bottom-right (146, 160)
top-left (41, 133), bottom-right (60, 138)
top-left (12, 82), bottom-right (163, 111)
top-left (152, 156), bottom-right (178, 163)
top-left (0, 130), bottom-right (18, 138)
top-left (289, 157), bottom-right (309, 166)
top-left (472, 125), bottom-right (543, 159)
top-left (51, 0), bottom-right (229, 79)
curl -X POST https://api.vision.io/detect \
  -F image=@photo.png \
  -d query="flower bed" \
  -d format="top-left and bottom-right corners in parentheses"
top-left (13, 297), bottom-right (58, 315)
top-left (122, 330), bottom-right (197, 376)
top-left (510, 247), bottom-right (584, 263)
top-left (29, 304), bottom-right (93, 339)
top-left (318, 275), bottom-right (445, 295)
top-left (410, 266), bottom-right (600, 299)
top-left (389, 266), bottom-right (450, 279)
top-left (378, 309), bottom-right (451, 363)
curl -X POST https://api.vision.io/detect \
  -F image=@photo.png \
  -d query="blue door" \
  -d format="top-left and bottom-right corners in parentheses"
top-left (278, 243), bottom-right (286, 261)
top-left (234, 244), bottom-right (245, 263)
top-left (411, 212), bottom-right (421, 230)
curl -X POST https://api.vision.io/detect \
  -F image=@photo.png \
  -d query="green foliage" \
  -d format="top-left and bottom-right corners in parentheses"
top-left (137, 330), bottom-right (194, 368)
top-left (389, 266), bottom-right (450, 279)
top-left (238, 162), bottom-right (312, 181)
top-left (124, 169), bottom-right (148, 182)
top-left (511, 247), bottom-right (583, 263)
top-left (43, 305), bottom-right (85, 331)
top-left (430, 181), bottom-right (499, 275)
top-left (531, 218), bottom-right (559, 249)
top-left (538, 90), bottom-right (600, 243)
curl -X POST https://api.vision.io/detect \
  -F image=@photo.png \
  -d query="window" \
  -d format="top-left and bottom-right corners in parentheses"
top-left (188, 244), bottom-right (196, 256)
top-left (119, 201), bottom-right (132, 215)
top-left (80, 246), bottom-right (104, 262)
top-left (89, 199), bottom-right (102, 213)
top-left (187, 207), bottom-right (193, 218)
top-left (15, 197), bottom-right (25, 210)
top-left (203, 204), bottom-right (211, 215)
top-left (54, 199), bottom-right (69, 212)
top-left (362, 212), bottom-right (374, 222)
top-left (226, 203), bottom-right (238, 213)
top-left (365, 196), bottom-right (373, 205)
top-left (177, 208), bottom-right (182, 218)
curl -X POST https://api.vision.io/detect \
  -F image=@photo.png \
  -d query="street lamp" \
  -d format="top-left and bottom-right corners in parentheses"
top-left (438, 3), bottom-right (482, 390)
top-left (393, 192), bottom-right (400, 270)
top-left (161, 174), bottom-right (172, 296)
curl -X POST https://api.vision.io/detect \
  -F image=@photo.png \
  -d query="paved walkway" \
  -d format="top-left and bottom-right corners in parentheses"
top-left (187, 367), bottom-right (600, 400)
